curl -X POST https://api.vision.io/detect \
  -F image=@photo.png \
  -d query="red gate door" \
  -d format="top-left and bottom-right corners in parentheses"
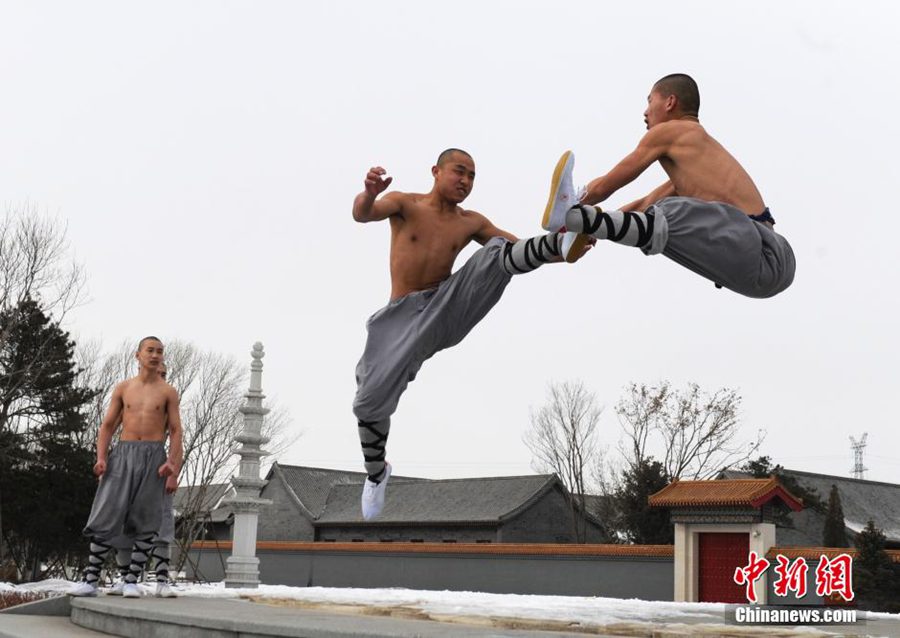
top-left (698, 532), bottom-right (750, 603)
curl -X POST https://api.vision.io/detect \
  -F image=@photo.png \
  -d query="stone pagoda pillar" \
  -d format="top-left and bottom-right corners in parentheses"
top-left (223, 342), bottom-right (272, 588)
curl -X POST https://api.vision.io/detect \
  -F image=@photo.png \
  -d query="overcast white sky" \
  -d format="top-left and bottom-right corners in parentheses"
top-left (1, 1), bottom-right (898, 486)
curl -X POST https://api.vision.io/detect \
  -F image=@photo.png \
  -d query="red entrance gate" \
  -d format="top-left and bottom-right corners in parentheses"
top-left (698, 532), bottom-right (750, 603)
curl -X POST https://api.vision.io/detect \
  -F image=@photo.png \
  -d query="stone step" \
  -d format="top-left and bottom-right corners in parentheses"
top-left (70, 596), bottom-right (592, 637)
top-left (0, 613), bottom-right (114, 638)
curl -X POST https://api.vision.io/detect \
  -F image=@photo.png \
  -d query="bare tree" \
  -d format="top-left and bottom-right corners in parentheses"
top-left (616, 381), bottom-right (764, 480)
top-left (0, 209), bottom-right (86, 569)
top-left (588, 445), bottom-right (624, 531)
top-left (0, 208), bottom-right (85, 319)
top-left (523, 380), bottom-right (603, 542)
top-left (73, 339), bottom-right (134, 450)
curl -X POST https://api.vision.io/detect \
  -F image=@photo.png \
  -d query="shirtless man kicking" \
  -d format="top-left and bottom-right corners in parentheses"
top-left (69, 336), bottom-right (184, 597)
top-left (352, 148), bottom-right (585, 519)
top-left (543, 73), bottom-right (795, 298)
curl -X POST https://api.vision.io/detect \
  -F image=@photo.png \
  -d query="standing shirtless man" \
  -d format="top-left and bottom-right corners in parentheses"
top-left (543, 73), bottom-right (795, 298)
top-left (69, 336), bottom-right (184, 597)
top-left (352, 148), bottom-right (585, 519)
top-left (108, 362), bottom-right (179, 598)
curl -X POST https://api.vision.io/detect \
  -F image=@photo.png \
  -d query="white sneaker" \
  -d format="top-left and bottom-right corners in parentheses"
top-left (155, 582), bottom-right (177, 598)
top-left (107, 580), bottom-right (125, 596)
top-left (542, 150), bottom-right (576, 232)
top-left (122, 583), bottom-right (141, 598)
top-left (361, 462), bottom-right (392, 521)
top-left (561, 231), bottom-right (591, 263)
top-left (68, 581), bottom-right (98, 597)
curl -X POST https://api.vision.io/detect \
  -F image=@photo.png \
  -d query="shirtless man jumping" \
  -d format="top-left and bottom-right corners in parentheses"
top-left (353, 148), bottom-right (585, 519)
top-left (543, 73), bottom-right (795, 298)
top-left (69, 336), bottom-right (184, 597)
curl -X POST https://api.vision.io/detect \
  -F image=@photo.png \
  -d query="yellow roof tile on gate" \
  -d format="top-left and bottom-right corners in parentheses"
top-left (648, 478), bottom-right (803, 511)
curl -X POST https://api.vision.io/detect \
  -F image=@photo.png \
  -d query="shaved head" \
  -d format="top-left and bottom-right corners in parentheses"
top-left (653, 74), bottom-right (700, 117)
top-left (138, 335), bottom-right (163, 351)
top-left (436, 148), bottom-right (473, 166)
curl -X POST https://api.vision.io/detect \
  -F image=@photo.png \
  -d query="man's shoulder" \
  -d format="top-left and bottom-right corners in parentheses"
top-left (384, 191), bottom-right (426, 214)
top-left (648, 119), bottom-right (698, 135)
top-left (384, 190), bottom-right (422, 203)
top-left (115, 378), bottom-right (134, 394)
top-left (662, 119), bottom-right (707, 139)
top-left (458, 207), bottom-right (488, 223)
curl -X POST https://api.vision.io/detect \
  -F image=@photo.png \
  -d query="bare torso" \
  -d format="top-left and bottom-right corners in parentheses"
top-left (658, 120), bottom-right (766, 216)
top-left (387, 193), bottom-right (491, 299)
top-left (117, 377), bottom-right (171, 442)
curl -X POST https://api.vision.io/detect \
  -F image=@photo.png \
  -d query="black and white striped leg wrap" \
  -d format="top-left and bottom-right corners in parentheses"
top-left (125, 536), bottom-right (155, 584)
top-left (116, 549), bottom-right (131, 579)
top-left (358, 418), bottom-right (390, 483)
top-left (153, 545), bottom-right (170, 583)
top-left (84, 538), bottom-right (113, 585)
top-left (501, 233), bottom-right (563, 274)
top-left (565, 205), bottom-right (654, 248)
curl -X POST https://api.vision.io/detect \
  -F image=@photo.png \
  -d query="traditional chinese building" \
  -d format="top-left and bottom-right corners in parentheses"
top-left (719, 468), bottom-right (900, 549)
top-left (252, 463), bottom-right (608, 544)
top-left (649, 477), bottom-right (804, 604)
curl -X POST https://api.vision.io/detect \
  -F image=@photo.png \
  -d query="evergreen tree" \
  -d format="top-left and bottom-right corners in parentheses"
top-left (615, 458), bottom-right (673, 544)
top-left (822, 484), bottom-right (849, 548)
top-left (0, 297), bottom-right (96, 580)
top-left (855, 520), bottom-right (890, 571)
top-left (853, 520), bottom-right (900, 613)
top-left (740, 455), bottom-right (824, 513)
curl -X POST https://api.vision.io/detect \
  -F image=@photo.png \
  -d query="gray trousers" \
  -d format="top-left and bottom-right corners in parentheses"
top-left (83, 441), bottom-right (167, 542)
top-left (353, 237), bottom-right (512, 422)
top-left (644, 197), bottom-right (795, 298)
top-left (110, 492), bottom-right (175, 550)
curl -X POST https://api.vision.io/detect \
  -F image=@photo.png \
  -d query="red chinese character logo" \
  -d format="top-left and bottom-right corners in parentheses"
top-left (815, 554), bottom-right (854, 601)
top-left (734, 551), bottom-right (770, 603)
top-left (772, 555), bottom-right (809, 598)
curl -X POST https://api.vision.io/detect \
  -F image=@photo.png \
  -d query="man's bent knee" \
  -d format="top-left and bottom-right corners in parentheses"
top-left (352, 390), bottom-right (397, 424)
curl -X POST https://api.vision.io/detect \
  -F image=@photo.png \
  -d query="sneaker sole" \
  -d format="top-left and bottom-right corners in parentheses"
top-left (564, 233), bottom-right (591, 263)
top-left (542, 150), bottom-right (574, 231)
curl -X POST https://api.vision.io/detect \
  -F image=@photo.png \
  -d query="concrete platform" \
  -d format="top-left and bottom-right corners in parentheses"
top-left (3, 593), bottom-right (897, 637)
top-left (0, 594), bottom-right (71, 617)
top-left (70, 596), bottom-right (596, 638)
top-left (0, 613), bottom-right (114, 637)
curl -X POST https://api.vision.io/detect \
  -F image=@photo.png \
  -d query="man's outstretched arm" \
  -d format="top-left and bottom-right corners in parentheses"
top-left (620, 180), bottom-right (676, 212)
top-left (352, 166), bottom-right (404, 223)
top-left (472, 213), bottom-right (518, 244)
top-left (580, 128), bottom-right (670, 205)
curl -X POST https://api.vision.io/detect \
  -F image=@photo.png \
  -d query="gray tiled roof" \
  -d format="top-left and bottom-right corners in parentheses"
top-left (173, 483), bottom-right (232, 514)
top-left (720, 469), bottom-right (900, 544)
top-left (271, 464), bottom-right (424, 519)
top-left (315, 474), bottom-right (558, 525)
